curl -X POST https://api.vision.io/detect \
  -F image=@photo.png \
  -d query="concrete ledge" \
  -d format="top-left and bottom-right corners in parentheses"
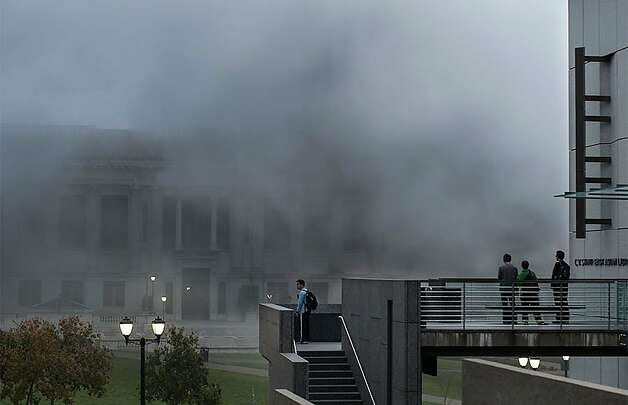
top-left (463, 359), bottom-right (628, 405)
top-left (273, 389), bottom-right (315, 405)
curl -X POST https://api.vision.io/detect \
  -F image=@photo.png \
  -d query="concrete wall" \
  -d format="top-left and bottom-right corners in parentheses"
top-left (259, 303), bottom-right (309, 402)
top-left (341, 278), bottom-right (420, 405)
top-left (568, 0), bottom-right (628, 388)
top-left (463, 359), bottom-right (628, 405)
top-left (273, 389), bottom-right (315, 405)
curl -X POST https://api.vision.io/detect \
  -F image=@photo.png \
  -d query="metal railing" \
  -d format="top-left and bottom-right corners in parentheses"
top-left (338, 315), bottom-right (376, 405)
top-left (419, 279), bottom-right (627, 331)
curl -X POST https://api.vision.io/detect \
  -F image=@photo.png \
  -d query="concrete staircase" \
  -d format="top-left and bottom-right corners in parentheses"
top-left (299, 349), bottom-right (363, 405)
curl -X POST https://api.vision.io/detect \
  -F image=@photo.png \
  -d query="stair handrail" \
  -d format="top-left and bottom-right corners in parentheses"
top-left (338, 315), bottom-right (376, 405)
top-left (293, 339), bottom-right (298, 354)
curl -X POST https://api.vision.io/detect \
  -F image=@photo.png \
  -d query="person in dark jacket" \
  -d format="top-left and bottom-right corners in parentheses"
top-left (498, 253), bottom-right (518, 325)
top-left (551, 250), bottom-right (570, 324)
top-left (517, 260), bottom-right (544, 325)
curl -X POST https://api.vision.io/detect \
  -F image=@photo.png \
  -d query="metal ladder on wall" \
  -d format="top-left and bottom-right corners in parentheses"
top-left (574, 46), bottom-right (616, 238)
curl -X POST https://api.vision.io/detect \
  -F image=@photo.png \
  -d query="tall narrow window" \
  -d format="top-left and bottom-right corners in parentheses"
top-left (59, 195), bottom-right (86, 249)
top-left (218, 282), bottom-right (227, 315)
top-left (264, 204), bottom-right (291, 251)
top-left (217, 198), bottom-right (230, 250)
top-left (100, 195), bottom-right (128, 249)
top-left (182, 197), bottom-right (210, 249)
top-left (141, 202), bottom-right (150, 243)
top-left (103, 281), bottom-right (125, 307)
top-left (18, 280), bottom-right (42, 307)
top-left (162, 197), bottom-right (176, 249)
top-left (61, 280), bottom-right (85, 304)
top-left (304, 204), bottom-right (331, 255)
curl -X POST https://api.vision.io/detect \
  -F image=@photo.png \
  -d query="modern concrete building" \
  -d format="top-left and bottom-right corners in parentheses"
top-left (564, 0), bottom-right (628, 389)
top-left (0, 124), bottom-right (382, 323)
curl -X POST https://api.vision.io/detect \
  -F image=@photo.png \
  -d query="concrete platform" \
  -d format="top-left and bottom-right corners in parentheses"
top-left (296, 342), bottom-right (341, 352)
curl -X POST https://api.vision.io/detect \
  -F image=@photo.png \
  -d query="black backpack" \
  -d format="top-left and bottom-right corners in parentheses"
top-left (305, 290), bottom-right (318, 311)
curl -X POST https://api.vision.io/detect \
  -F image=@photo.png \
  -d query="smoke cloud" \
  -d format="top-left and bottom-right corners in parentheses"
top-left (0, 0), bottom-right (569, 277)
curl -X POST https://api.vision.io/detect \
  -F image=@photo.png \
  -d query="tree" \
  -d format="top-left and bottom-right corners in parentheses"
top-left (0, 317), bottom-right (112, 405)
top-left (146, 327), bottom-right (221, 405)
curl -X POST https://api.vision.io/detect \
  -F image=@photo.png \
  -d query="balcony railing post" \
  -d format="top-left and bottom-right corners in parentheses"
top-left (462, 282), bottom-right (466, 330)
top-left (560, 282), bottom-right (564, 331)
top-left (608, 282), bottom-right (612, 330)
top-left (511, 283), bottom-right (515, 330)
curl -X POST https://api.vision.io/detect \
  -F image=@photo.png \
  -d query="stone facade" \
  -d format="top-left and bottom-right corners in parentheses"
top-left (0, 125), bottom-right (376, 322)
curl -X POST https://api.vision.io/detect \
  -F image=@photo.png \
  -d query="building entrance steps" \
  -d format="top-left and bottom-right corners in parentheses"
top-left (298, 347), bottom-right (363, 405)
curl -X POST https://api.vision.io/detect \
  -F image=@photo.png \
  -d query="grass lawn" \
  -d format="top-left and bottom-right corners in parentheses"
top-left (422, 359), bottom-right (462, 401)
top-left (209, 352), bottom-right (268, 370)
top-left (1, 356), bottom-right (267, 405)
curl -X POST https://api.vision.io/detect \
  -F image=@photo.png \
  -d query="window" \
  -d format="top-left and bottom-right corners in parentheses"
top-left (182, 197), bottom-right (210, 249)
top-left (100, 195), bottom-right (128, 249)
top-left (61, 280), bottom-right (84, 304)
top-left (103, 281), bottom-right (125, 307)
top-left (18, 280), bottom-right (42, 307)
top-left (266, 282), bottom-right (290, 304)
top-left (304, 205), bottom-right (331, 254)
top-left (59, 195), bottom-right (86, 249)
top-left (165, 282), bottom-right (173, 314)
top-left (217, 198), bottom-right (230, 250)
top-left (162, 197), bottom-right (176, 249)
top-left (309, 282), bottom-right (329, 304)
top-left (218, 282), bottom-right (227, 315)
top-left (264, 204), bottom-right (291, 251)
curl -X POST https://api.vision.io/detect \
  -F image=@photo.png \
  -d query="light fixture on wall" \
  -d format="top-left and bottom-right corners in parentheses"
top-left (562, 355), bottom-right (570, 361)
top-left (529, 358), bottom-right (541, 370)
top-left (518, 357), bottom-right (529, 368)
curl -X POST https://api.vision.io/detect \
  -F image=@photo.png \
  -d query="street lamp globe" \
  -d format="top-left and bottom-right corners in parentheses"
top-left (518, 357), bottom-right (529, 368)
top-left (151, 317), bottom-right (166, 339)
top-left (119, 316), bottom-right (134, 341)
top-left (150, 275), bottom-right (157, 282)
top-left (529, 358), bottom-right (541, 370)
top-left (562, 355), bottom-right (570, 361)
top-left (161, 295), bottom-right (167, 303)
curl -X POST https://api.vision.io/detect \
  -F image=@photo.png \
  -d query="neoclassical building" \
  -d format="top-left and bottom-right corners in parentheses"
top-left (0, 124), bottom-right (375, 321)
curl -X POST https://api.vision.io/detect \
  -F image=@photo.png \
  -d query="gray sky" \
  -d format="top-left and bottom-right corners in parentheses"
top-left (0, 0), bottom-right (570, 276)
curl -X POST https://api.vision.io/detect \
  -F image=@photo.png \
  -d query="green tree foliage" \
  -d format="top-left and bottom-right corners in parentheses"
top-left (0, 317), bottom-right (112, 405)
top-left (146, 327), bottom-right (221, 405)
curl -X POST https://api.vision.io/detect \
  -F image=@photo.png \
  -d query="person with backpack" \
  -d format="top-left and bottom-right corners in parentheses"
top-left (295, 279), bottom-right (317, 344)
top-left (551, 250), bottom-right (571, 324)
top-left (517, 260), bottom-right (544, 325)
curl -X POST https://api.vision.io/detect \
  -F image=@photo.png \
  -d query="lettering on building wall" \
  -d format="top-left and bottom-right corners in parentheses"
top-left (574, 258), bottom-right (628, 267)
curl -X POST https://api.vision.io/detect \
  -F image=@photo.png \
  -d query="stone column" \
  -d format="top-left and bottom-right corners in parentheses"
top-left (175, 197), bottom-right (182, 250)
top-left (210, 197), bottom-right (217, 250)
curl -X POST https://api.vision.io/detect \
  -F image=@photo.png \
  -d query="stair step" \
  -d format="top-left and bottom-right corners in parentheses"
top-left (309, 363), bottom-right (351, 371)
top-left (311, 401), bottom-right (363, 405)
top-left (309, 392), bottom-right (362, 400)
top-left (309, 384), bottom-right (359, 393)
top-left (309, 377), bottom-right (356, 385)
top-left (299, 350), bottom-right (345, 357)
top-left (309, 370), bottom-right (353, 378)
top-left (304, 356), bottom-right (348, 364)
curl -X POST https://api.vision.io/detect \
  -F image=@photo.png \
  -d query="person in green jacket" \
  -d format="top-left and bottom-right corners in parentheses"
top-left (517, 261), bottom-right (545, 325)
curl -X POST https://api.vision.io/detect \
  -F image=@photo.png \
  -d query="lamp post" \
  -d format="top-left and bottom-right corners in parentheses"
top-left (119, 316), bottom-right (165, 405)
top-left (150, 275), bottom-right (157, 298)
top-left (562, 355), bottom-right (570, 377)
top-left (161, 295), bottom-right (167, 317)
top-left (518, 357), bottom-right (529, 368)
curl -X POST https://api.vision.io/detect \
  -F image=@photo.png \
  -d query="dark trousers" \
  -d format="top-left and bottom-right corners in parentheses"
top-left (297, 312), bottom-right (310, 343)
top-left (520, 294), bottom-right (543, 323)
top-left (500, 287), bottom-right (516, 324)
top-left (552, 285), bottom-right (570, 323)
